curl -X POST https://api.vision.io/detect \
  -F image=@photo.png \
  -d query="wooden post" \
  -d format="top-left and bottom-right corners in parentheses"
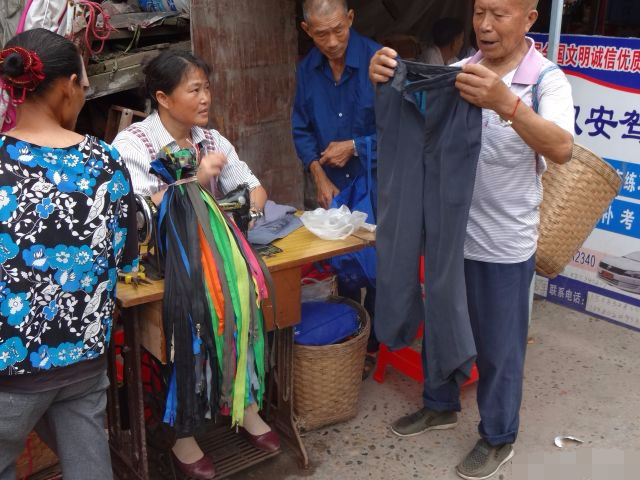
top-left (190, 0), bottom-right (303, 207)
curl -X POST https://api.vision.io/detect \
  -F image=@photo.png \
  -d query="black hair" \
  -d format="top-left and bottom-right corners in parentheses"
top-left (431, 18), bottom-right (465, 48)
top-left (143, 51), bottom-right (211, 110)
top-left (0, 28), bottom-right (82, 100)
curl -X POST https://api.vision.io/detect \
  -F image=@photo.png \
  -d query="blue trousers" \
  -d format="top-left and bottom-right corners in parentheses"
top-left (422, 255), bottom-right (536, 446)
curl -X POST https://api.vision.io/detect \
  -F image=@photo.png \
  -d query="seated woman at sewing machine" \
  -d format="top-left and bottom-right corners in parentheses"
top-left (112, 51), bottom-right (276, 480)
top-left (113, 52), bottom-right (267, 218)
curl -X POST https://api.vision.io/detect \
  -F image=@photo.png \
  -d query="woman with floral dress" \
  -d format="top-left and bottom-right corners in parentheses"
top-left (0, 28), bottom-right (137, 480)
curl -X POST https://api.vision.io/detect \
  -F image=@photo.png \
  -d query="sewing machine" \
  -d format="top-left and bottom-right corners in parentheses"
top-left (217, 183), bottom-right (263, 236)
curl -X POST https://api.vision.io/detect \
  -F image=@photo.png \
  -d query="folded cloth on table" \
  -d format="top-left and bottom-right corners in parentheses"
top-left (248, 200), bottom-right (302, 245)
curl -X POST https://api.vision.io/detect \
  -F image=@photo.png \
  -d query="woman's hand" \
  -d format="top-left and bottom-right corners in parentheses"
top-left (369, 47), bottom-right (398, 85)
top-left (197, 151), bottom-right (227, 186)
top-left (248, 185), bottom-right (268, 230)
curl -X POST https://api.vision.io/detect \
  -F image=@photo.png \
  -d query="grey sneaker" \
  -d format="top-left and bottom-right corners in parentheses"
top-left (391, 407), bottom-right (458, 437)
top-left (455, 439), bottom-right (514, 480)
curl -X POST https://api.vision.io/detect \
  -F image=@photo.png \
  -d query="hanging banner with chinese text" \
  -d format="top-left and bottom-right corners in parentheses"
top-left (530, 33), bottom-right (640, 331)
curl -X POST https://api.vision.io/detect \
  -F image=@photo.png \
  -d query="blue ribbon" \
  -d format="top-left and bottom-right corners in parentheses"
top-left (163, 367), bottom-right (178, 426)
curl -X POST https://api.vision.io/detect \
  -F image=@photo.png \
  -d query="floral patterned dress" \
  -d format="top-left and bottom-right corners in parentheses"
top-left (0, 134), bottom-right (137, 376)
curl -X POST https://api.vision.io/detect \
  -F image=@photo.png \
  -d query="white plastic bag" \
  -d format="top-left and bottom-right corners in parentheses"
top-left (300, 276), bottom-right (337, 302)
top-left (300, 205), bottom-right (368, 241)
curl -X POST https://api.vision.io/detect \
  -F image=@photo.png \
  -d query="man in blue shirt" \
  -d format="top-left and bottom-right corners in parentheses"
top-left (292, 0), bottom-right (381, 367)
top-left (293, 0), bottom-right (379, 208)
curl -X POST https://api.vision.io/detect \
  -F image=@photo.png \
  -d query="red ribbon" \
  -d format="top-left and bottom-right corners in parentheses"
top-left (0, 47), bottom-right (45, 104)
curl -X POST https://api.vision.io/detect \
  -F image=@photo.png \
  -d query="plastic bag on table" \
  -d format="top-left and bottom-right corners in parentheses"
top-left (300, 205), bottom-right (368, 241)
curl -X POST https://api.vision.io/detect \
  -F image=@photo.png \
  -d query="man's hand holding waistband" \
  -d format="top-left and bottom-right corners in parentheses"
top-left (369, 47), bottom-right (398, 85)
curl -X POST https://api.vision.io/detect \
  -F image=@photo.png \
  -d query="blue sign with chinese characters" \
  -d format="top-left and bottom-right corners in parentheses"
top-left (530, 34), bottom-right (640, 93)
top-left (573, 105), bottom-right (640, 142)
top-left (531, 33), bottom-right (640, 331)
top-left (606, 159), bottom-right (640, 201)
top-left (598, 198), bottom-right (640, 238)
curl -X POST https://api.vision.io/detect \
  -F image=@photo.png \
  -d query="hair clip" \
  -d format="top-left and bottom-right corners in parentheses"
top-left (0, 47), bottom-right (45, 104)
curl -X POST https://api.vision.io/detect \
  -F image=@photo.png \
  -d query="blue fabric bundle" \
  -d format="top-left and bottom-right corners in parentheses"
top-left (295, 301), bottom-right (360, 346)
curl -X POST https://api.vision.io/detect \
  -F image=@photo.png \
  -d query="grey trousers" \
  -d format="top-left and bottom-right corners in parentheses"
top-left (374, 61), bottom-right (482, 387)
top-left (0, 371), bottom-right (113, 480)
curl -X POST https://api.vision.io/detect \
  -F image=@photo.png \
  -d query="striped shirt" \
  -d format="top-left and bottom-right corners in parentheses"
top-left (112, 111), bottom-right (260, 197)
top-left (457, 39), bottom-right (575, 263)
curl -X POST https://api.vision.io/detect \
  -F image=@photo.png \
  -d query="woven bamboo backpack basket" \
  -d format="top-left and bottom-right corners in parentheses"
top-left (537, 143), bottom-right (621, 278)
top-left (293, 296), bottom-right (370, 431)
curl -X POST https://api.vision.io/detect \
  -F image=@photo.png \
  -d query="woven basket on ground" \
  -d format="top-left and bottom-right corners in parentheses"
top-left (16, 431), bottom-right (58, 479)
top-left (293, 296), bottom-right (370, 431)
top-left (537, 143), bottom-right (621, 278)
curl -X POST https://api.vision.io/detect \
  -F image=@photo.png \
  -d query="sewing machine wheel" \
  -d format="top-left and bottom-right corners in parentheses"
top-left (135, 194), bottom-right (155, 246)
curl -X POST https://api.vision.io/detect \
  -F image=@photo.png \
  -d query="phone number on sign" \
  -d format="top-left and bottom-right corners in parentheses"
top-left (572, 250), bottom-right (597, 268)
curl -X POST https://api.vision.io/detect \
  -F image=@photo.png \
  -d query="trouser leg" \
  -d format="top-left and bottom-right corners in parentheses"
top-left (40, 371), bottom-right (113, 480)
top-left (419, 74), bottom-right (481, 389)
top-left (421, 329), bottom-right (461, 411)
top-left (0, 389), bottom-right (55, 480)
top-left (374, 66), bottom-right (426, 350)
top-left (465, 256), bottom-right (535, 446)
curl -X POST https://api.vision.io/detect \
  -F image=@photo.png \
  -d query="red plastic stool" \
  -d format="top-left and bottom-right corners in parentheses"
top-left (373, 256), bottom-right (479, 387)
top-left (372, 333), bottom-right (479, 387)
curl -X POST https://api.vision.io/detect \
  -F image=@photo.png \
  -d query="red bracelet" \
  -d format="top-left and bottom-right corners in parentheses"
top-left (510, 96), bottom-right (521, 120)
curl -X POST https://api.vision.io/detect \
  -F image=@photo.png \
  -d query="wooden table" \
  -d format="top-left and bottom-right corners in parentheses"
top-left (109, 226), bottom-right (371, 480)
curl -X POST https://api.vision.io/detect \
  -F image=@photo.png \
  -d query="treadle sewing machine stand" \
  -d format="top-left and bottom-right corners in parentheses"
top-left (108, 225), bottom-right (372, 479)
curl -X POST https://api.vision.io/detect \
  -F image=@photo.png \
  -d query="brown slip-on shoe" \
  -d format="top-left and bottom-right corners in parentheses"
top-left (172, 453), bottom-right (216, 479)
top-left (241, 428), bottom-right (281, 453)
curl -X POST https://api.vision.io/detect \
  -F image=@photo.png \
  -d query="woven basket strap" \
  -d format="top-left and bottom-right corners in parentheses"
top-left (531, 65), bottom-right (560, 114)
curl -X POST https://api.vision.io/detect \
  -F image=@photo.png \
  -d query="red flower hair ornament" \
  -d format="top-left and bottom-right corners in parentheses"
top-left (0, 47), bottom-right (46, 104)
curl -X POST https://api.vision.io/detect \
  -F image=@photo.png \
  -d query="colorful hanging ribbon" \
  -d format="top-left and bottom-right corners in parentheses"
top-left (151, 147), bottom-right (268, 430)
